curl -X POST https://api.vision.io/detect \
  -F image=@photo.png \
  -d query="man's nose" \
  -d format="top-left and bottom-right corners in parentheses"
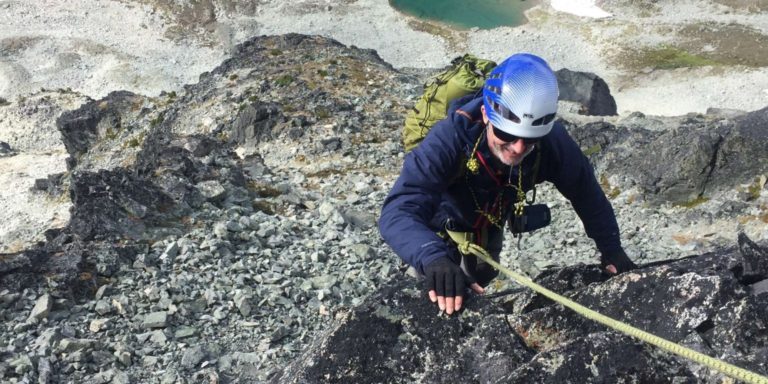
top-left (505, 139), bottom-right (527, 153)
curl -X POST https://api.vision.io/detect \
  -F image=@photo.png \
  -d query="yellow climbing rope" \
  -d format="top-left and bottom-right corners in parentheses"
top-left (445, 229), bottom-right (768, 384)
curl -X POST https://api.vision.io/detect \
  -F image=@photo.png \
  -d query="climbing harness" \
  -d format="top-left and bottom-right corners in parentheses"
top-left (444, 229), bottom-right (768, 384)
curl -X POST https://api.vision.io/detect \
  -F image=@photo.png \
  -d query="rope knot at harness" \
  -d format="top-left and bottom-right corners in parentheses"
top-left (457, 242), bottom-right (473, 256)
top-left (446, 230), bottom-right (492, 260)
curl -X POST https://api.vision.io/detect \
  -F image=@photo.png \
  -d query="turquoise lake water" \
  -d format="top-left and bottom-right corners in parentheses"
top-left (389, 0), bottom-right (539, 30)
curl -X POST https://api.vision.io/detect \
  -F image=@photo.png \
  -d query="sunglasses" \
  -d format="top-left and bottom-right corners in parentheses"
top-left (492, 125), bottom-right (540, 145)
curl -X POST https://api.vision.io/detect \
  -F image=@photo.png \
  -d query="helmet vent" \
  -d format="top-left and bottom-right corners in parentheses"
top-left (486, 85), bottom-right (501, 95)
top-left (532, 113), bottom-right (556, 126)
top-left (491, 101), bottom-right (520, 124)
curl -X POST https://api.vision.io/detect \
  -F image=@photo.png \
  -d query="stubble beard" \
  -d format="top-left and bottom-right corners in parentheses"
top-left (490, 142), bottom-right (532, 167)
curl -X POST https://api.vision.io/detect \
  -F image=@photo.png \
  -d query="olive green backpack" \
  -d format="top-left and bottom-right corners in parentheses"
top-left (402, 54), bottom-right (497, 152)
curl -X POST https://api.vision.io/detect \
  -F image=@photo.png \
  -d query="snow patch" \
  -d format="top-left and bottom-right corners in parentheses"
top-left (550, 0), bottom-right (612, 18)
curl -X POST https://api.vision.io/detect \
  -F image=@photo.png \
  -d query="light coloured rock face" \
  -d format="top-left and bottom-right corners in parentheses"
top-left (0, 153), bottom-right (71, 253)
top-left (0, 92), bottom-right (87, 153)
top-left (0, 0), bottom-right (225, 101)
top-left (1, 0), bottom-right (767, 115)
top-left (0, 91), bottom-right (88, 253)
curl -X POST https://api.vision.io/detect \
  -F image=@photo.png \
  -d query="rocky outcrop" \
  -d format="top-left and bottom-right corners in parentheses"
top-left (566, 107), bottom-right (768, 204)
top-left (276, 234), bottom-right (768, 383)
top-left (0, 34), bottom-right (412, 383)
top-left (68, 169), bottom-right (180, 241)
top-left (57, 92), bottom-right (146, 169)
top-left (55, 91), bottom-right (164, 173)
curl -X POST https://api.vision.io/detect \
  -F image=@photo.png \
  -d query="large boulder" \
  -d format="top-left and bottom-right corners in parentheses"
top-left (712, 106), bottom-right (768, 192)
top-left (556, 68), bottom-right (618, 116)
top-left (68, 169), bottom-right (178, 241)
top-left (230, 102), bottom-right (283, 146)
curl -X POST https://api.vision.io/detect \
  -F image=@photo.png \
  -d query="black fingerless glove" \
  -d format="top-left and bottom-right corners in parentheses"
top-left (600, 248), bottom-right (638, 273)
top-left (424, 258), bottom-right (467, 297)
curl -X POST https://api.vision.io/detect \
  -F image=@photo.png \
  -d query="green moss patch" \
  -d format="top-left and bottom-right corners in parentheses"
top-left (616, 23), bottom-right (768, 72)
top-left (629, 46), bottom-right (720, 70)
top-left (314, 106), bottom-right (331, 120)
top-left (124, 131), bottom-right (146, 149)
top-left (582, 144), bottom-right (602, 157)
top-left (675, 196), bottom-right (710, 208)
top-left (275, 74), bottom-right (294, 86)
top-left (149, 114), bottom-right (164, 128)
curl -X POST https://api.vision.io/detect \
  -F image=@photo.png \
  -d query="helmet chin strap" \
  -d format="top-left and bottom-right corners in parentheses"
top-left (518, 144), bottom-right (536, 162)
top-left (520, 143), bottom-right (536, 156)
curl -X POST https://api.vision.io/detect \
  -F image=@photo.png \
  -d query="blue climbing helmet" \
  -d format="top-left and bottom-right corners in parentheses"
top-left (482, 53), bottom-right (559, 139)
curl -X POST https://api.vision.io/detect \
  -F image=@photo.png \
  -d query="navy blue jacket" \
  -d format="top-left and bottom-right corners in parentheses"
top-left (379, 96), bottom-right (622, 274)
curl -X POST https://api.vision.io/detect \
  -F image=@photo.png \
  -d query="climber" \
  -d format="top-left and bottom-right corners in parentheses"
top-left (379, 53), bottom-right (637, 315)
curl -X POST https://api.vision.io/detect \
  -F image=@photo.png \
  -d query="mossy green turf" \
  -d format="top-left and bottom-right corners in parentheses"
top-left (389, 0), bottom-right (538, 29)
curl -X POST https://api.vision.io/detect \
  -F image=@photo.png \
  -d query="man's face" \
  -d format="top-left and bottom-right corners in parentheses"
top-left (482, 105), bottom-right (536, 166)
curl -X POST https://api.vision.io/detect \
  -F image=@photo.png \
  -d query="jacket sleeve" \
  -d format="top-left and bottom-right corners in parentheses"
top-left (379, 115), bottom-right (465, 274)
top-left (543, 124), bottom-right (623, 254)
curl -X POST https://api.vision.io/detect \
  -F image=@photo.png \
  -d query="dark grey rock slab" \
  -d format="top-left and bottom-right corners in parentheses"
top-left (556, 68), bottom-right (617, 116)
top-left (276, 236), bottom-right (768, 383)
